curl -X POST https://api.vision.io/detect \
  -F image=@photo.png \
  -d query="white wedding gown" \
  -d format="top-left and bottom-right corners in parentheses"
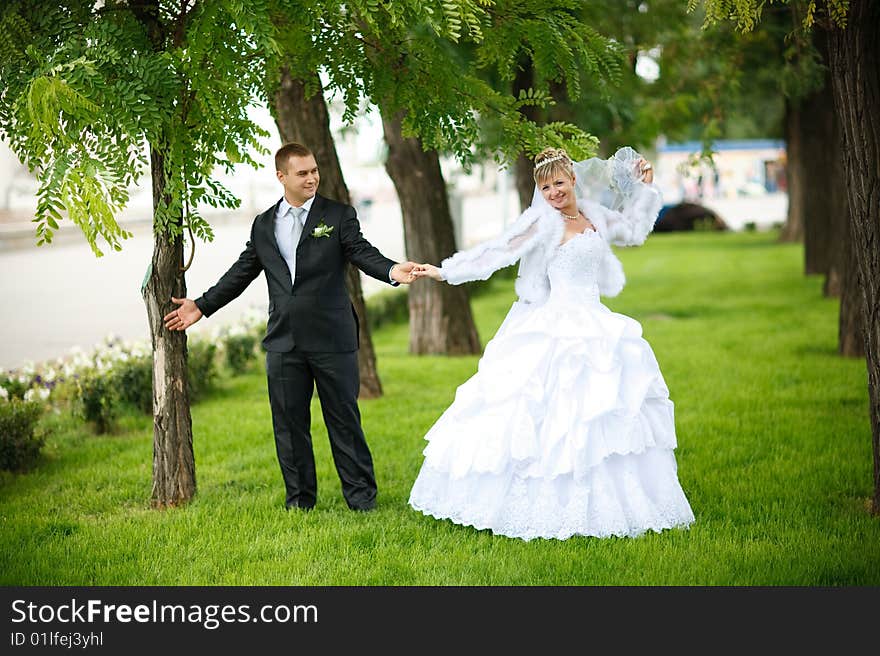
top-left (408, 227), bottom-right (695, 540)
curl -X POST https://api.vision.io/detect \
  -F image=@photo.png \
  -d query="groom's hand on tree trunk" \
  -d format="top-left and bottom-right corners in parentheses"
top-left (163, 297), bottom-right (203, 331)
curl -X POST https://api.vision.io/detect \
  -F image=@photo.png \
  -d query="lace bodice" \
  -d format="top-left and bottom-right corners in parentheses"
top-left (547, 229), bottom-right (603, 304)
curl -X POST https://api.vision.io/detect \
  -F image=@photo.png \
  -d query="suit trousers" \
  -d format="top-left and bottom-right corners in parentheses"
top-left (265, 348), bottom-right (377, 510)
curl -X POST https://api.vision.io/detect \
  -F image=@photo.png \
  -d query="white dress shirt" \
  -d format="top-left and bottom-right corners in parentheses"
top-left (274, 196), bottom-right (314, 285)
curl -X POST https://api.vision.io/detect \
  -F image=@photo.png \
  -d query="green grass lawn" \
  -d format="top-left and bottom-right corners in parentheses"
top-left (2, 230), bottom-right (877, 585)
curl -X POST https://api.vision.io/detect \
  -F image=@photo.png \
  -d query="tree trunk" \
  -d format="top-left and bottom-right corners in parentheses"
top-left (824, 142), bottom-right (864, 357)
top-left (780, 99), bottom-right (805, 243)
top-left (513, 60), bottom-right (541, 212)
top-left (272, 69), bottom-right (384, 398)
top-left (144, 147), bottom-right (196, 507)
top-left (826, 0), bottom-right (880, 515)
top-left (793, 40), bottom-right (864, 354)
top-left (381, 110), bottom-right (481, 355)
top-left (790, 68), bottom-right (837, 275)
top-left (823, 113), bottom-right (850, 300)
top-left (838, 233), bottom-right (865, 358)
top-left (782, 31), bottom-right (840, 258)
top-left (132, 1), bottom-right (195, 507)
top-left (515, 154), bottom-right (536, 214)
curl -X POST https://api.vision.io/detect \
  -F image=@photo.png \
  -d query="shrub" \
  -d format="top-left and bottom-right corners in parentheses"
top-left (113, 355), bottom-right (153, 414)
top-left (0, 399), bottom-right (46, 470)
top-left (366, 288), bottom-right (409, 331)
top-left (111, 341), bottom-right (224, 413)
top-left (187, 340), bottom-right (218, 402)
top-left (223, 333), bottom-right (258, 375)
top-left (75, 370), bottom-right (119, 434)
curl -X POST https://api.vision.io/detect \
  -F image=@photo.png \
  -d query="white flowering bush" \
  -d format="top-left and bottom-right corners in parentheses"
top-left (1, 359), bottom-right (59, 401)
top-left (1, 308), bottom-right (265, 435)
top-left (199, 307), bottom-right (265, 375)
top-left (109, 339), bottom-right (154, 414)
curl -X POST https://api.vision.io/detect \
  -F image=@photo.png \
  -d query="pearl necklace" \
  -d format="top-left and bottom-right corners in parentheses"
top-left (561, 210), bottom-right (579, 220)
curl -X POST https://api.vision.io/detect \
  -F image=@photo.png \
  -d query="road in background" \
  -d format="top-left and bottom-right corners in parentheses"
top-left (0, 206), bottom-right (407, 371)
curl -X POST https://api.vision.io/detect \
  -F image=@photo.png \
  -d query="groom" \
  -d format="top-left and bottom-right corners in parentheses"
top-left (164, 142), bottom-right (417, 511)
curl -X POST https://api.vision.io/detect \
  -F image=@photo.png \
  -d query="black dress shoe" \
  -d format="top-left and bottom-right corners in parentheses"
top-left (285, 502), bottom-right (315, 512)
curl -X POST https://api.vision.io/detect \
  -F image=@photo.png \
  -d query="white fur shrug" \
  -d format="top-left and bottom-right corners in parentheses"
top-left (438, 181), bottom-right (663, 302)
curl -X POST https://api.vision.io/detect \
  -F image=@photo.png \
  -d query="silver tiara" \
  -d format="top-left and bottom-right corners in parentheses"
top-left (534, 154), bottom-right (569, 170)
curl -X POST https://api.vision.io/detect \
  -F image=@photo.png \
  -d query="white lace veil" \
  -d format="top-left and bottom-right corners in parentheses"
top-left (530, 146), bottom-right (646, 213)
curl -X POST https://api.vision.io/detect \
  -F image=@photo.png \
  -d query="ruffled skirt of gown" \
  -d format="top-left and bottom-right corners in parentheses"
top-left (408, 296), bottom-right (695, 541)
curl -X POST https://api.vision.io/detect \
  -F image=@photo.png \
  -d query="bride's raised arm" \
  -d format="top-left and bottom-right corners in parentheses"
top-left (577, 147), bottom-right (664, 247)
top-left (597, 181), bottom-right (663, 247)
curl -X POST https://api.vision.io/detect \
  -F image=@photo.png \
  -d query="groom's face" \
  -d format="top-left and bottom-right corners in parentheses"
top-left (277, 154), bottom-right (320, 205)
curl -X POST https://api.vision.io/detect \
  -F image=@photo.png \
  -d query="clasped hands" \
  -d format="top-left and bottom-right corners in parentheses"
top-left (391, 262), bottom-right (442, 284)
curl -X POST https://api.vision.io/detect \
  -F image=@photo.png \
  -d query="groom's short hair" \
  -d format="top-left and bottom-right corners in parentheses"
top-left (275, 143), bottom-right (314, 172)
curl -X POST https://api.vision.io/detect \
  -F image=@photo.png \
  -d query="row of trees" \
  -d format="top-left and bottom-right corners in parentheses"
top-left (1, 1), bottom-right (877, 514)
top-left (693, 0), bottom-right (879, 515)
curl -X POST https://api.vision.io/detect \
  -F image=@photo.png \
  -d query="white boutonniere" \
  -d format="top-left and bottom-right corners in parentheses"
top-left (311, 220), bottom-right (334, 239)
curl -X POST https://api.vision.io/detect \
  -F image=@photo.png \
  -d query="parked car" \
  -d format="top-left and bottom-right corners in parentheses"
top-left (654, 202), bottom-right (728, 232)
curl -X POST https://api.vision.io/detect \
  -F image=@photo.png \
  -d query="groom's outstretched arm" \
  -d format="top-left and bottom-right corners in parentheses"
top-left (164, 224), bottom-right (262, 331)
top-left (339, 206), bottom-right (415, 284)
top-left (193, 226), bottom-right (263, 317)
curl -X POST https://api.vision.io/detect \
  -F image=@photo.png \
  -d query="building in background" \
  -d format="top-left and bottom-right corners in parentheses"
top-left (654, 139), bottom-right (788, 231)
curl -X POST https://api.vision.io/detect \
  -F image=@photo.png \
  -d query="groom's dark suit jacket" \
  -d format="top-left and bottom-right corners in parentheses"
top-left (195, 194), bottom-right (396, 352)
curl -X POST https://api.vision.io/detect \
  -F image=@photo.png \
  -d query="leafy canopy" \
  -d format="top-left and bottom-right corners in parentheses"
top-left (691, 0), bottom-right (850, 32)
top-left (270, 0), bottom-right (619, 165)
top-left (1, 0), bottom-right (626, 252)
top-left (0, 0), bottom-right (277, 255)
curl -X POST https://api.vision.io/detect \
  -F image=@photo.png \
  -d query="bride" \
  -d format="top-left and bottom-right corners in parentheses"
top-left (408, 147), bottom-right (695, 541)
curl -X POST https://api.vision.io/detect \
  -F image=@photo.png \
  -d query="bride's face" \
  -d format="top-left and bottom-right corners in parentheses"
top-left (539, 173), bottom-right (576, 209)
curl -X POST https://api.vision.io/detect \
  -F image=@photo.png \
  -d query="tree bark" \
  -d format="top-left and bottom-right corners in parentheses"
top-left (515, 154), bottom-right (536, 214)
top-left (789, 69), bottom-right (837, 274)
top-left (272, 69), bottom-right (384, 398)
top-left (780, 29), bottom-right (836, 246)
top-left (513, 60), bottom-right (541, 212)
top-left (785, 35), bottom-right (862, 353)
top-left (145, 147), bottom-right (196, 507)
top-left (838, 233), bottom-right (865, 358)
top-left (780, 98), bottom-right (805, 243)
top-left (823, 116), bottom-right (850, 300)
top-left (381, 110), bottom-right (481, 355)
top-left (824, 145), bottom-right (865, 357)
top-left (826, 0), bottom-right (880, 515)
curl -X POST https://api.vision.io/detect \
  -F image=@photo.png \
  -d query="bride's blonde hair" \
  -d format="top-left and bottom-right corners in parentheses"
top-left (533, 147), bottom-right (574, 184)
